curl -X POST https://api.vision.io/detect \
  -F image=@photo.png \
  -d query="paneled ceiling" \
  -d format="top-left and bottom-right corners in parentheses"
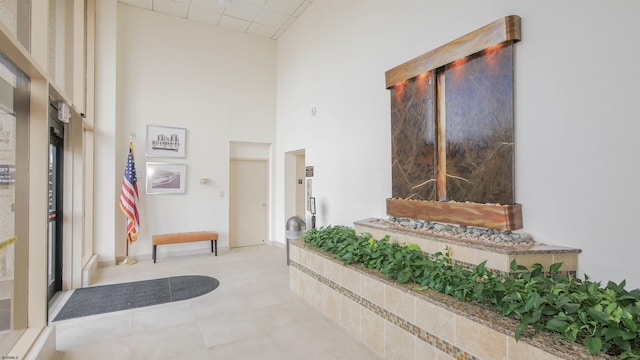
top-left (118, 0), bottom-right (314, 40)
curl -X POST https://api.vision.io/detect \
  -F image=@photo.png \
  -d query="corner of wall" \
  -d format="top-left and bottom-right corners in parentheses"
top-left (81, 254), bottom-right (99, 287)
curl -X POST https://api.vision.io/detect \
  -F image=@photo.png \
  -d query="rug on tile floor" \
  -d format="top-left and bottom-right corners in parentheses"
top-left (53, 275), bottom-right (219, 321)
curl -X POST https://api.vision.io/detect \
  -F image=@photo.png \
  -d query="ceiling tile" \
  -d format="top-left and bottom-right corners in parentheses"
top-left (187, 6), bottom-right (223, 26)
top-left (223, 2), bottom-right (261, 21)
top-left (254, 9), bottom-right (288, 28)
top-left (153, 0), bottom-right (189, 17)
top-left (120, 0), bottom-right (153, 9)
top-left (264, 0), bottom-right (304, 15)
top-left (238, 0), bottom-right (268, 7)
top-left (247, 23), bottom-right (278, 38)
top-left (190, 0), bottom-right (226, 12)
top-left (218, 15), bottom-right (251, 32)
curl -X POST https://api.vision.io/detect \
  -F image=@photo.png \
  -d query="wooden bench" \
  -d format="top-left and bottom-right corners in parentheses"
top-left (152, 231), bottom-right (218, 263)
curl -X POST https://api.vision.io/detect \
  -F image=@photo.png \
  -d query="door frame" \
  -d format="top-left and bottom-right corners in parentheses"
top-left (228, 141), bottom-right (272, 248)
top-left (229, 158), bottom-right (268, 248)
top-left (47, 105), bottom-right (64, 302)
top-left (284, 149), bottom-right (306, 226)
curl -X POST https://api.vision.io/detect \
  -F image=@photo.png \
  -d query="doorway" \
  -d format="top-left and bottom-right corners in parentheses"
top-left (229, 159), bottom-right (268, 247)
top-left (47, 104), bottom-right (64, 302)
top-left (284, 149), bottom-right (306, 224)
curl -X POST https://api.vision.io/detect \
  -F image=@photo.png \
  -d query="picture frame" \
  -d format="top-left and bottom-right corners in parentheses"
top-left (145, 162), bottom-right (186, 194)
top-left (146, 125), bottom-right (186, 158)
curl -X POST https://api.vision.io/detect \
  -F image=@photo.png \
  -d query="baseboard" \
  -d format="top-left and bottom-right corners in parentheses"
top-left (97, 245), bottom-right (232, 267)
top-left (21, 326), bottom-right (56, 360)
top-left (269, 239), bottom-right (285, 249)
top-left (81, 255), bottom-right (98, 287)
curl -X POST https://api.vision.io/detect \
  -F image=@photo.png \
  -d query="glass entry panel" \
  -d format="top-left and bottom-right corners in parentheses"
top-left (47, 106), bottom-right (63, 302)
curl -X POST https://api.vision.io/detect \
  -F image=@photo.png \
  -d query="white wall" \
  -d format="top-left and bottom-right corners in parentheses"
top-left (95, 4), bottom-right (276, 261)
top-left (94, 0), bottom-right (118, 261)
top-left (275, 0), bottom-right (640, 289)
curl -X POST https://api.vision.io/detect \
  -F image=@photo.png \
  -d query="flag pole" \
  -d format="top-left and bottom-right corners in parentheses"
top-left (118, 133), bottom-right (138, 265)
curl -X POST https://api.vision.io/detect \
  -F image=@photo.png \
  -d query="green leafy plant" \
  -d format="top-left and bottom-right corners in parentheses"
top-left (302, 225), bottom-right (640, 359)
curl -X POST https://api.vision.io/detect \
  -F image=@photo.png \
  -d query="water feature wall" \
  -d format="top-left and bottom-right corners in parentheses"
top-left (386, 16), bottom-right (522, 231)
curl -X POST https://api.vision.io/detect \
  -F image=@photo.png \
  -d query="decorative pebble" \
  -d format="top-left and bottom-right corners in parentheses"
top-left (383, 217), bottom-right (536, 246)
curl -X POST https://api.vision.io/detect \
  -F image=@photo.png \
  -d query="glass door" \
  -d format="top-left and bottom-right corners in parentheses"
top-left (47, 105), bottom-right (63, 302)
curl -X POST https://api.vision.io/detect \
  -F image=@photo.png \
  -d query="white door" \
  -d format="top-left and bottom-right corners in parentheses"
top-left (230, 159), bottom-right (268, 247)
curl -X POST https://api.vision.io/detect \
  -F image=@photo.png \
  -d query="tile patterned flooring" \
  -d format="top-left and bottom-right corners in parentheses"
top-left (51, 245), bottom-right (381, 359)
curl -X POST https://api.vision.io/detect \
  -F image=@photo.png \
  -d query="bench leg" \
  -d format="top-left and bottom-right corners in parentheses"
top-left (153, 245), bottom-right (157, 263)
top-left (211, 240), bottom-right (218, 256)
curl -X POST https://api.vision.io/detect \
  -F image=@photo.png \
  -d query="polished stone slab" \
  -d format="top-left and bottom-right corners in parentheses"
top-left (444, 43), bottom-right (515, 204)
top-left (390, 72), bottom-right (437, 200)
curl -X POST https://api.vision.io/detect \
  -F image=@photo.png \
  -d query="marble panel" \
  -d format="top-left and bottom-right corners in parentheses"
top-left (289, 244), bottom-right (300, 263)
top-left (324, 258), bottom-right (341, 284)
top-left (385, 285), bottom-right (416, 324)
top-left (444, 44), bottom-right (515, 204)
top-left (508, 337), bottom-right (563, 360)
top-left (390, 72), bottom-right (437, 200)
top-left (340, 296), bottom-right (361, 340)
top-left (361, 307), bottom-right (385, 355)
top-left (361, 274), bottom-right (385, 307)
top-left (455, 314), bottom-right (508, 360)
top-left (323, 285), bottom-right (342, 324)
top-left (341, 266), bottom-right (361, 295)
top-left (386, 322), bottom-right (416, 360)
top-left (299, 272), bottom-right (322, 311)
top-left (415, 297), bottom-right (454, 344)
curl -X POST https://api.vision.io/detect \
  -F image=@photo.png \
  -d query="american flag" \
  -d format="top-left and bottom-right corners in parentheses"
top-left (120, 141), bottom-right (140, 243)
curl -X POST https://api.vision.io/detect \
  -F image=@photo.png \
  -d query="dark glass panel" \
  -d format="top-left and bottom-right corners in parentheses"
top-left (390, 72), bottom-right (437, 200)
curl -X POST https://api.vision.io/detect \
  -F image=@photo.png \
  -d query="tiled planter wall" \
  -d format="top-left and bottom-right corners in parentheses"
top-left (289, 240), bottom-right (605, 360)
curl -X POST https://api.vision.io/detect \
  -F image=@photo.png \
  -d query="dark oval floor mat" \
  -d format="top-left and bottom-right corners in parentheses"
top-left (53, 275), bottom-right (219, 322)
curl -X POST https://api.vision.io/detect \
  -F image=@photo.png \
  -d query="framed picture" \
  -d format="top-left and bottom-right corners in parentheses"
top-left (146, 162), bottom-right (186, 194)
top-left (146, 125), bottom-right (186, 158)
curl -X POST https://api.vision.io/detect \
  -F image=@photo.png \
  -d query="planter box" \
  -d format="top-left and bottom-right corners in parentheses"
top-left (289, 240), bottom-right (607, 360)
top-left (387, 198), bottom-right (523, 231)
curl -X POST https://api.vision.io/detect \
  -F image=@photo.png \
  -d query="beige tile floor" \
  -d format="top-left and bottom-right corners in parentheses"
top-left (51, 244), bottom-right (381, 360)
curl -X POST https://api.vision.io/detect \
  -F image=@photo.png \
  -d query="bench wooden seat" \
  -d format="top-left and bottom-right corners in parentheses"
top-left (152, 231), bottom-right (218, 263)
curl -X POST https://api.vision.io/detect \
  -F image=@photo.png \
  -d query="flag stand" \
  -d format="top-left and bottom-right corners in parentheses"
top-left (118, 242), bottom-right (137, 265)
top-left (118, 133), bottom-right (139, 266)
